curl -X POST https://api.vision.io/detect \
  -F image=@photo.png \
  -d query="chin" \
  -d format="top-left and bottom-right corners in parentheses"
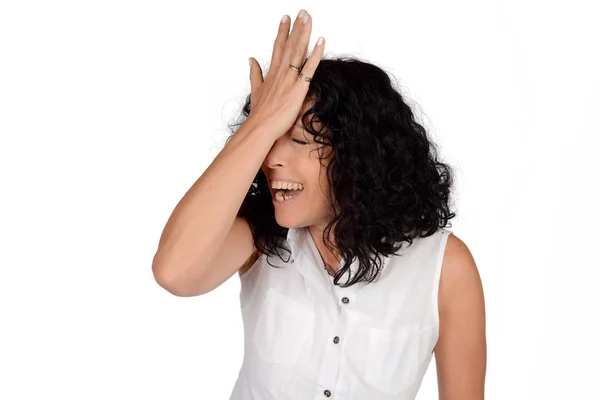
top-left (274, 218), bottom-right (306, 229)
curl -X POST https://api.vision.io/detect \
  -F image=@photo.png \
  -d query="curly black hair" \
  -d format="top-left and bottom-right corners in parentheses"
top-left (224, 55), bottom-right (457, 287)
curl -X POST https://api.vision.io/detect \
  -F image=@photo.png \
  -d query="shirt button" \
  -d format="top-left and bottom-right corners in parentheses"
top-left (341, 297), bottom-right (349, 304)
top-left (333, 336), bottom-right (340, 344)
top-left (324, 389), bottom-right (331, 397)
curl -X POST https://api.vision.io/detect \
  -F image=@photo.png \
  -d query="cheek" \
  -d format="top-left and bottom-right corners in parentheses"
top-left (318, 169), bottom-right (330, 192)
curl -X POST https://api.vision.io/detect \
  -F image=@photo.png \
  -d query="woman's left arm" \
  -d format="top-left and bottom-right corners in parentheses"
top-left (434, 233), bottom-right (487, 400)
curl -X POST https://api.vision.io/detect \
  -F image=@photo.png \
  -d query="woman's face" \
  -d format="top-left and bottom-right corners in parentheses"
top-left (260, 101), bottom-right (334, 230)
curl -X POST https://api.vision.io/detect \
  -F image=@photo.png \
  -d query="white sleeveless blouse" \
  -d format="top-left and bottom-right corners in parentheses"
top-left (229, 226), bottom-right (451, 400)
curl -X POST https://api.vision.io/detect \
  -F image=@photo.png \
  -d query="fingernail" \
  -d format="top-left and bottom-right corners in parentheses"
top-left (297, 9), bottom-right (307, 19)
top-left (317, 37), bottom-right (324, 46)
top-left (280, 14), bottom-right (288, 24)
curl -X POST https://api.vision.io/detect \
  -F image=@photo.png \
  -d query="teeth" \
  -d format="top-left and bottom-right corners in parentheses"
top-left (275, 190), bottom-right (300, 201)
top-left (271, 181), bottom-right (304, 190)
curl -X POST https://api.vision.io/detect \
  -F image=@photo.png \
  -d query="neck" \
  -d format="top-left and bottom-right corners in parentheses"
top-left (307, 224), bottom-right (342, 275)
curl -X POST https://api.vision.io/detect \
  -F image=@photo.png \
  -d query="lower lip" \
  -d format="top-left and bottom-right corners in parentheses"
top-left (272, 190), bottom-right (303, 205)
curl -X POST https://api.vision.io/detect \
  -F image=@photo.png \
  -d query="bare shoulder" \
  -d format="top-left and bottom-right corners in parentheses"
top-left (440, 233), bottom-right (481, 293)
top-left (435, 232), bottom-right (487, 398)
top-left (438, 232), bottom-right (484, 319)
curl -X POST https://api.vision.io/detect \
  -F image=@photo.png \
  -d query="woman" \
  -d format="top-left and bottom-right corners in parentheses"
top-left (152, 9), bottom-right (486, 400)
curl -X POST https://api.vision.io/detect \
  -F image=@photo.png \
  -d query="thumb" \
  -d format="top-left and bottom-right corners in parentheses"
top-left (249, 57), bottom-right (263, 93)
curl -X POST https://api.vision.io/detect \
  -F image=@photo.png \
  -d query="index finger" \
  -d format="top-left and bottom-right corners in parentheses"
top-left (269, 14), bottom-right (291, 72)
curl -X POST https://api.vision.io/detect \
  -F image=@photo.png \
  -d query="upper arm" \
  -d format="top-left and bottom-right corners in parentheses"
top-left (157, 216), bottom-right (259, 297)
top-left (434, 233), bottom-right (487, 400)
top-left (195, 216), bottom-right (260, 293)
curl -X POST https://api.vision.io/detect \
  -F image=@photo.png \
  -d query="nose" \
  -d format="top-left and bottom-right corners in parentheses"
top-left (262, 135), bottom-right (292, 170)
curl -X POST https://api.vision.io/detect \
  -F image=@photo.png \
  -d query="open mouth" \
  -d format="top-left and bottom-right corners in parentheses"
top-left (272, 187), bottom-right (304, 203)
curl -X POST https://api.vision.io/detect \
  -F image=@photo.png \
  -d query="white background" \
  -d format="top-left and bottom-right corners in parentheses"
top-left (1, 0), bottom-right (599, 399)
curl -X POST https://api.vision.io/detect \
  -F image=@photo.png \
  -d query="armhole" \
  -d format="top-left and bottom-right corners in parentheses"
top-left (432, 229), bottom-right (451, 344)
top-left (239, 237), bottom-right (265, 279)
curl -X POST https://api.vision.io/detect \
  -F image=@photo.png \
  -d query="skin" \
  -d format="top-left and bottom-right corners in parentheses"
top-left (435, 233), bottom-right (487, 399)
top-left (260, 100), bottom-right (487, 398)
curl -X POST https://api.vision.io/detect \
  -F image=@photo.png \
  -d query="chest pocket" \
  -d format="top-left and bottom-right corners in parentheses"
top-left (251, 287), bottom-right (316, 366)
top-left (362, 323), bottom-right (420, 395)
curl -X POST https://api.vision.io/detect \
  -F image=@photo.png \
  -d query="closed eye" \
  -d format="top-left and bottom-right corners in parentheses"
top-left (292, 139), bottom-right (309, 145)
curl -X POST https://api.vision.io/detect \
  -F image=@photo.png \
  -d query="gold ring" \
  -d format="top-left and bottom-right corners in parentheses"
top-left (289, 64), bottom-right (301, 72)
top-left (299, 72), bottom-right (312, 82)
